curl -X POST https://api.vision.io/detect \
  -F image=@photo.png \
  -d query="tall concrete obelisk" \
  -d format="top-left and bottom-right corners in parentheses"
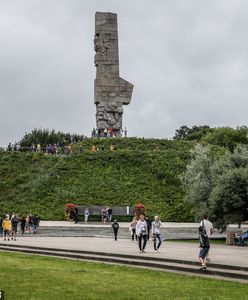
top-left (94, 12), bottom-right (133, 136)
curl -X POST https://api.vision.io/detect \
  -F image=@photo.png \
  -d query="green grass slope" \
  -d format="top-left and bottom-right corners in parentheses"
top-left (0, 138), bottom-right (194, 221)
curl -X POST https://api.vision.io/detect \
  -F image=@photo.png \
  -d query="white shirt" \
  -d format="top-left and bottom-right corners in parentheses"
top-left (136, 220), bottom-right (147, 236)
top-left (152, 221), bottom-right (162, 234)
top-left (200, 219), bottom-right (213, 237)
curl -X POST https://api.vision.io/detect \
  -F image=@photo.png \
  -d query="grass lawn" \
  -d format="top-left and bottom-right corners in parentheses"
top-left (0, 252), bottom-right (247, 300)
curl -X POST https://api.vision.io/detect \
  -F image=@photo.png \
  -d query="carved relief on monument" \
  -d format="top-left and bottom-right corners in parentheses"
top-left (94, 12), bottom-right (133, 136)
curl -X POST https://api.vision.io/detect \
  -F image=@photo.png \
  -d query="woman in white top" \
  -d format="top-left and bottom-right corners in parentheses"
top-left (152, 216), bottom-right (162, 252)
top-left (136, 214), bottom-right (148, 253)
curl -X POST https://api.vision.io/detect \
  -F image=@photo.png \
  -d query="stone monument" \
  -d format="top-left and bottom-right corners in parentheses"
top-left (94, 12), bottom-right (133, 136)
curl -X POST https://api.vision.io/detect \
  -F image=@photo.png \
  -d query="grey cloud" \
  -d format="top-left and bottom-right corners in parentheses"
top-left (1, 0), bottom-right (248, 145)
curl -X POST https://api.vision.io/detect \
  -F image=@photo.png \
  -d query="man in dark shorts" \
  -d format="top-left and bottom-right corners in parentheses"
top-left (198, 225), bottom-right (210, 270)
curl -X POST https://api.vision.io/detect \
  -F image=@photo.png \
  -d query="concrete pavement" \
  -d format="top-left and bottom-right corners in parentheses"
top-left (1, 236), bottom-right (247, 268)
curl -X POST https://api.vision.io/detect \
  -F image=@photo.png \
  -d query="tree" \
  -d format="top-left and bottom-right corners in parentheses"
top-left (182, 144), bottom-right (248, 228)
top-left (209, 168), bottom-right (248, 230)
top-left (173, 125), bottom-right (212, 141)
top-left (19, 128), bottom-right (82, 147)
top-left (202, 127), bottom-right (248, 152)
top-left (173, 126), bottom-right (191, 140)
top-left (181, 144), bottom-right (213, 217)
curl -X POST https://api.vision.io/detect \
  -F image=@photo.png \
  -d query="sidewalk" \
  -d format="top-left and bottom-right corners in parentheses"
top-left (1, 236), bottom-right (247, 268)
top-left (39, 221), bottom-right (200, 228)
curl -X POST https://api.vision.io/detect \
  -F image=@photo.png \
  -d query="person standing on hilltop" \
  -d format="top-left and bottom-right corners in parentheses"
top-left (136, 214), bottom-right (148, 253)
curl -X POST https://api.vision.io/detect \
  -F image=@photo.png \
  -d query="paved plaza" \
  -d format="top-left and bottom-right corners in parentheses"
top-left (1, 236), bottom-right (247, 269)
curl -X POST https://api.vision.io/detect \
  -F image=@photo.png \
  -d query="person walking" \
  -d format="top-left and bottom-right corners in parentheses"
top-left (2, 216), bottom-right (11, 241)
top-left (200, 215), bottom-right (213, 262)
top-left (84, 208), bottom-right (89, 223)
top-left (69, 208), bottom-right (75, 223)
top-left (32, 215), bottom-right (39, 234)
top-left (107, 207), bottom-right (113, 222)
top-left (112, 220), bottom-right (119, 241)
top-left (136, 214), bottom-right (148, 253)
top-left (11, 214), bottom-right (19, 240)
top-left (145, 216), bottom-right (152, 241)
top-left (152, 216), bottom-right (162, 252)
top-left (0, 216), bottom-right (3, 237)
top-left (20, 216), bottom-right (26, 235)
top-left (130, 217), bottom-right (137, 241)
top-left (74, 206), bottom-right (79, 224)
top-left (198, 225), bottom-right (210, 270)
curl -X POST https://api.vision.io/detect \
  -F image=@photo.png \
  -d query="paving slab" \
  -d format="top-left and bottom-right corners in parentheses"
top-left (1, 236), bottom-right (247, 269)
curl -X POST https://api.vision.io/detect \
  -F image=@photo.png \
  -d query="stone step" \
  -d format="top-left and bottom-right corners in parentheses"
top-left (0, 244), bottom-right (246, 282)
top-left (30, 226), bottom-right (225, 240)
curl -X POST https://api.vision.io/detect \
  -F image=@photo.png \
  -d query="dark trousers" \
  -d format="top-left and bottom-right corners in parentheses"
top-left (132, 229), bottom-right (137, 241)
top-left (21, 226), bottom-right (25, 235)
top-left (74, 215), bottom-right (78, 224)
top-left (113, 229), bottom-right (118, 241)
top-left (138, 234), bottom-right (147, 251)
top-left (153, 233), bottom-right (162, 250)
top-left (147, 229), bottom-right (151, 240)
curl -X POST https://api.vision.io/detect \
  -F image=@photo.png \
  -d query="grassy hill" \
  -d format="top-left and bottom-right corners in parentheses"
top-left (0, 138), bottom-right (195, 221)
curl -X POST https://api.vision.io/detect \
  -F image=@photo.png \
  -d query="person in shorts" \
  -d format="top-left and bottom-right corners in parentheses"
top-left (198, 225), bottom-right (210, 270)
top-left (2, 216), bottom-right (11, 241)
top-left (200, 215), bottom-right (213, 262)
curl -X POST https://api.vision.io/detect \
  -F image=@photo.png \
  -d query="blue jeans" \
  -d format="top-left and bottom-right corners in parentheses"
top-left (0, 227), bottom-right (2, 236)
top-left (154, 233), bottom-right (162, 250)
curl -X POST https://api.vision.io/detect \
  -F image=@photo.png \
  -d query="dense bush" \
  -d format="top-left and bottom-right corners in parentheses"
top-left (19, 128), bottom-right (83, 147)
top-left (174, 125), bottom-right (248, 151)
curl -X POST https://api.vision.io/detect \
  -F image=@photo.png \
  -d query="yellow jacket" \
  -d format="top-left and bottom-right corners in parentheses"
top-left (2, 219), bottom-right (10, 231)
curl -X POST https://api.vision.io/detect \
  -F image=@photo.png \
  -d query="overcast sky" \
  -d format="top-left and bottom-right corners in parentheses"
top-left (1, 0), bottom-right (248, 146)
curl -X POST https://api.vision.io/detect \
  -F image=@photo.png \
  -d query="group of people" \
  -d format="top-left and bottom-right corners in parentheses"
top-left (112, 214), bottom-right (215, 271)
top-left (68, 207), bottom-right (79, 224)
top-left (234, 230), bottom-right (248, 246)
top-left (91, 127), bottom-right (128, 138)
top-left (67, 206), bottom-right (113, 223)
top-left (112, 214), bottom-right (163, 253)
top-left (101, 207), bottom-right (112, 223)
top-left (90, 144), bottom-right (116, 152)
top-left (0, 213), bottom-right (40, 241)
top-left (6, 142), bottom-right (74, 156)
